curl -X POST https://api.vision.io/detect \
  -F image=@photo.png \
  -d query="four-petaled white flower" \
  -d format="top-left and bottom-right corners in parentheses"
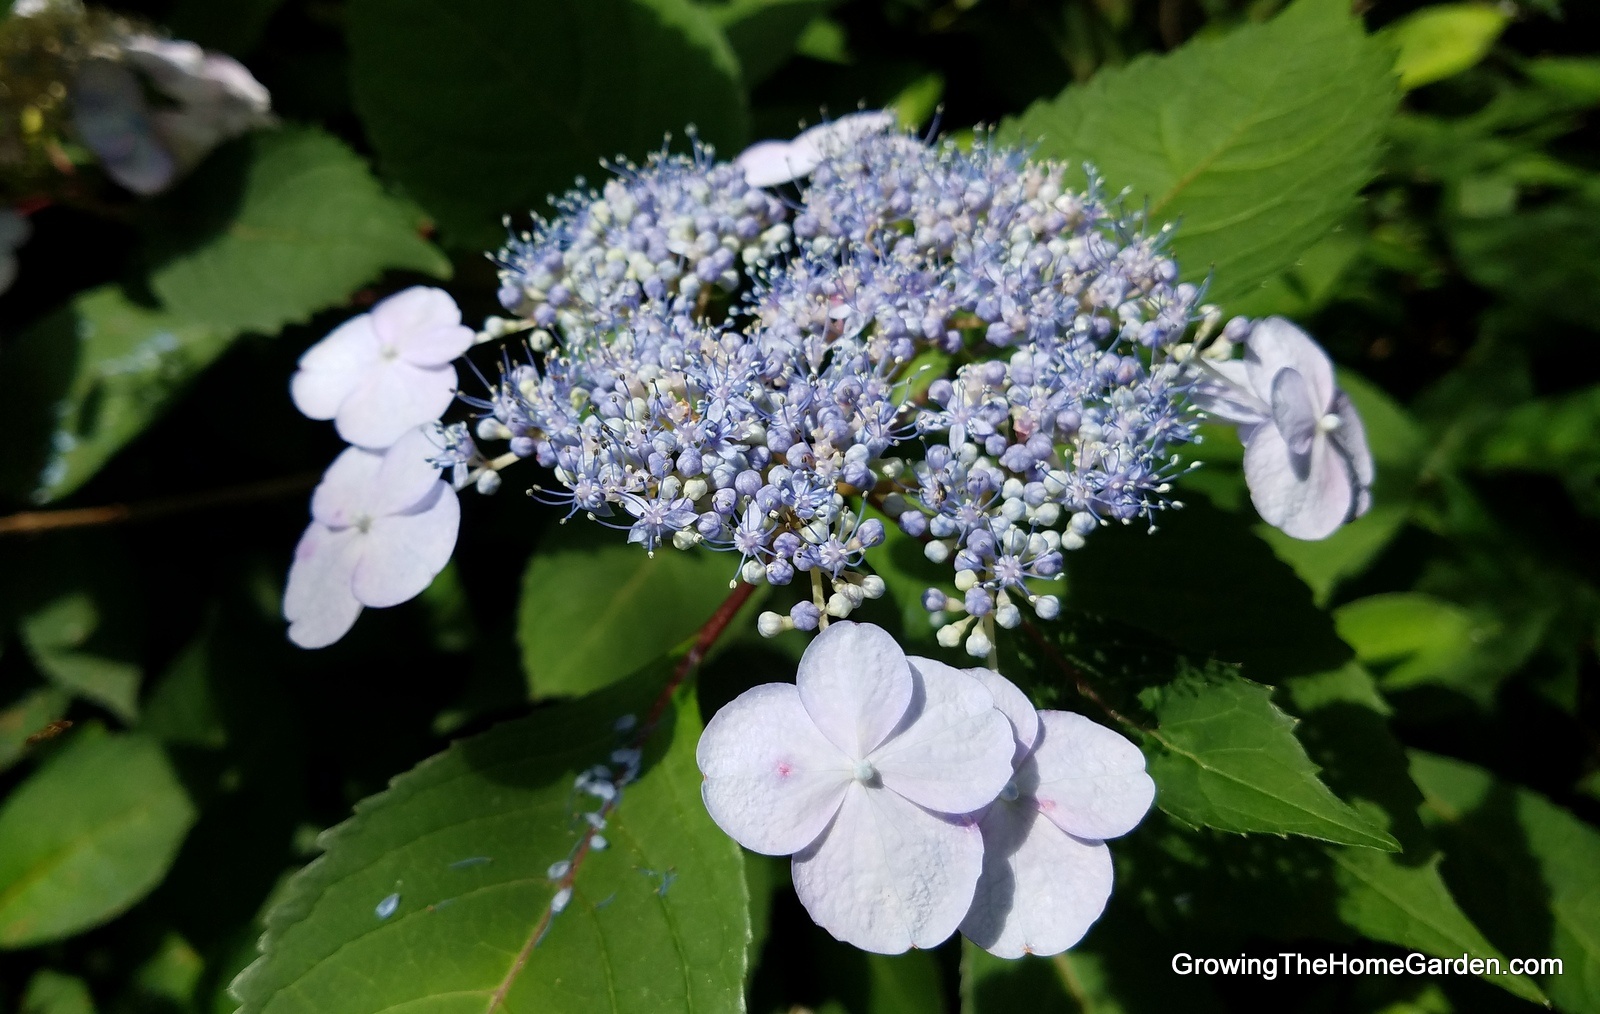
top-left (1195, 317), bottom-right (1374, 541)
top-left (961, 669), bottom-right (1154, 957)
top-left (697, 621), bottom-right (1016, 953)
top-left (291, 286), bottom-right (475, 449)
top-left (735, 110), bottom-right (899, 188)
top-left (284, 426), bottom-right (460, 648)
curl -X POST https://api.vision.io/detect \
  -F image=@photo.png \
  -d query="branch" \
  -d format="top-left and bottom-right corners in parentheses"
top-left (0, 473), bottom-right (317, 536)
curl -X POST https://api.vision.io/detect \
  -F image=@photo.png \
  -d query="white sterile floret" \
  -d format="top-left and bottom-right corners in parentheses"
top-left (283, 427), bottom-right (460, 648)
top-left (696, 621), bottom-right (1015, 953)
top-left (735, 110), bottom-right (898, 187)
top-left (291, 287), bottom-right (475, 449)
top-left (1193, 317), bottom-right (1374, 541)
top-left (959, 668), bottom-right (1155, 958)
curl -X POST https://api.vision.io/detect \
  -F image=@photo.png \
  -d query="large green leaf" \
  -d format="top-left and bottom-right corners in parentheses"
top-left (1413, 751), bottom-right (1600, 1014)
top-left (230, 671), bottom-right (749, 1014)
top-left (0, 286), bottom-right (231, 503)
top-left (347, 0), bottom-right (748, 248)
top-left (1061, 496), bottom-right (1350, 679)
top-left (1006, 614), bottom-right (1396, 850)
top-left (518, 538), bottom-right (742, 698)
top-left (1001, 0), bottom-right (1397, 306)
top-left (148, 127), bottom-right (449, 334)
top-left (0, 728), bottom-right (196, 948)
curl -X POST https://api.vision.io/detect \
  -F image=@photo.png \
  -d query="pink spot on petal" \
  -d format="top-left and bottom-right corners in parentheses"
top-left (776, 761), bottom-right (793, 778)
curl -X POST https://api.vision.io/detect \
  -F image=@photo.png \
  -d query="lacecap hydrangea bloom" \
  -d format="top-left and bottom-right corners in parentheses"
top-left (279, 112), bottom-right (1373, 658)
top-left (697, 620), bottom-right (1153, 955)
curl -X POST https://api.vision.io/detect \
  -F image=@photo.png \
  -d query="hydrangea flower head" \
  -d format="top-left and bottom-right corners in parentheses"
top-left (291, 286), bottom-right (475, 449)
top-left (961, 669), bottom-right (1154, 957)
top-left (696, 621), bottom-right (1015, 952)
top-left (284, 426), bottom-right (460, 648)
top-left (1195, 317), bottom-right (1373, 540)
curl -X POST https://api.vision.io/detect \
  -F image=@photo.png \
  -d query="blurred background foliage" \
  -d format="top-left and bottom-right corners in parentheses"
top-left (1, 0), bottom-right (1598, 1012)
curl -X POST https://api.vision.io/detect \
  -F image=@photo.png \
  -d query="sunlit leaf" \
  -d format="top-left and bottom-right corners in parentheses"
top-left (230, 671), bottom-right (748, 1014)
top-left (1003, 0), bottom-right (1398, 305)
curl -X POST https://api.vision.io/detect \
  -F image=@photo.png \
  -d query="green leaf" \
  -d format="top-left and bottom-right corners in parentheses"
top-left (0, 286), bottom-right (232, 503)
top-left (1384, 3), bottom-right (1508, 91)
top-left (347, 0), bottom-right (748, 248)
top-left (22, 970), bottom-right (97, 1014)
top-left (714, 0), bottom-right (841, 86)
top-left (0, 728), bottom-right (196, 948)
top-left (517, 537), bottom-right (742, 698)
top-left (148, 127), bottom-right (450, 334)
top-left (1324, 846), bottom-right (1548, 1005)
top-left (1467, 383), bottom-right (1600, 475)
top-left (1001, 0), bottom-right (1398, 306)
top-left (1412, 751), bottom-right (1600, 1013)
top-left (0, 687), bottom-right (71, 773)
top-left (1140, 670), bottom-right (1398, 851)
top-left (1334, 593), bottom-right (1510, 705)
top-left (1062, 496), bottom-right (1350, 679)
top-left (1450, 195), bottom-right (1600, 326)
top-left (17, 536), bottom-right (143, 722)
top-left (1006, 614), bottom-right (1396, 850)
top-left (230, 671), bottom-right (749, 1014)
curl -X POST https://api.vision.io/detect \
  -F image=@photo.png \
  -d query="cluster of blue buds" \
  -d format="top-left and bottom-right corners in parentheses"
top-left (458, 116), bottom-right (1208, 657)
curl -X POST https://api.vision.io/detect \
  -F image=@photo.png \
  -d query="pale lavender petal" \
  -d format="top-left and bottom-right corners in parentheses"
top-left (291, 314), bottom-right (382, 421)
top-left (372, 287), bottom-right (474, 368)
top-left (368, 425), bottom-right (446, 516)
top-left (1329, 390), bottom-right (1375, 509)
top-left (797, 620), bottom-right (913, 760)
top-left (965, 665), bottom-right (1039, 764)
top-left (1269, 367), bottom-right (1319, 458)
top-left (871, 658), bottom-right (1014, 813)
top-left (334, 360), bottom-right (458, 449)
top-left (736, 140), bottom-right (810, 187)
top-left (283, 522), bottom-right (363, 649)
top-left (351, 482), bottom-right (459, 608)
top-left (1245, 317), bottom-right (1335, 411)
top-left (1243, 421), bottom-right (1353, 541)
top-left (1191, 360), bottom-right (1268, 426)
top-left (961, 800), bottom-right (1113, 958)
top-left (309, 445), bottom-right (383, 529)
top-left (792, 110), bottom-right (898, 163)
top-left (791, 782), bottom-right (984, 954)
top-left (1028, 711), bottom-right (1154, 841)
top-left (698, 683), bottom-right (854, 855)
